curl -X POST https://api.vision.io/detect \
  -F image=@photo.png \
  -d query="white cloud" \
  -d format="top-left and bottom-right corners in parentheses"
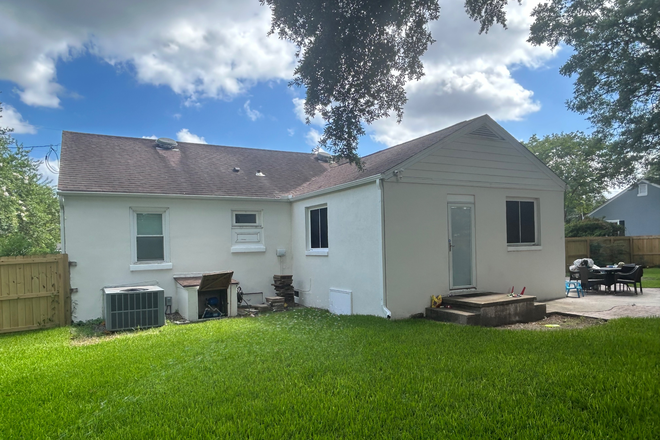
top-left (176, 128), bottom-right (206, 144)
top-left (172, 113), bottom-right (182, 120)
top-left (0, 104), bottom-right (37, 134)
top-left (287, 128), bottom-right (295, 136)
top-left (305, 128), bottom-right (321, 147)
top-left (292, 97), bottom-right (324, 127)
top-left (243, 100), bottom-right (262, 121)
top-left (141, 135), bottom-right (157, 139)
top-left (0, 0), bottom-right (297, 108)
top-left (369, 1), bottom-right (555, 146)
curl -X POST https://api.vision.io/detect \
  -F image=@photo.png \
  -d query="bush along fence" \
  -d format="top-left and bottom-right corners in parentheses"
top-left (0, 254), bottom-right (71, 334)
top-left (566, 236), bottom-right (660, 271)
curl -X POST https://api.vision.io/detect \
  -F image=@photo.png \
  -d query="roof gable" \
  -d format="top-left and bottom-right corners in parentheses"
top-left (590, 179), bottom-right (660, 216)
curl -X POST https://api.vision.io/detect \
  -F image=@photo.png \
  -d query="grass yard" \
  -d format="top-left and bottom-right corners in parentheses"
top-left (642, 267), bottom-right (660, 288)
top-left (1, 310), bottom-right (659, 439)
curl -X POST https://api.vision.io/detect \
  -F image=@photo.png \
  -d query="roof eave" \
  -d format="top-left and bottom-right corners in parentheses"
top-left (57, 190), bottom-right (290, 202)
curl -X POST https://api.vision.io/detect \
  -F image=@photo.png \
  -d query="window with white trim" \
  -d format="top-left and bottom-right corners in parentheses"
top-left (231, 210), bottom-right (265, 253)
top-left (130, 207), bottom-right (171, 270)
top-left (232, 211), bottom-right (261, 227)
top-left (638, 184), bottom-right (648, 196)
top-left (506, 200), bottom-right (538, 245)
top-left (307, 205), bottom-right (328, 254)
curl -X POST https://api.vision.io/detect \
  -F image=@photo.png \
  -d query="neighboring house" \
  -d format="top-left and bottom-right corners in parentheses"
top-left (58, 115), bottom-right (566, 321)
top-left (589, 180), bottom-right (660, 236)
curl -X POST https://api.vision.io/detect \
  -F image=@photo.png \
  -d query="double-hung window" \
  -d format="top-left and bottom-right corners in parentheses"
top-left (506, 200), bottom-right (538, 246)
top-left (307, 205), bottom-right (328, 255)
top-left (130, 208), bottom-right (171, 270)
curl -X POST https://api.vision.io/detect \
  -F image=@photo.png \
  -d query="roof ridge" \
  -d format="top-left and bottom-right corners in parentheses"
top-left (63, 131), bottom-right (318, 157)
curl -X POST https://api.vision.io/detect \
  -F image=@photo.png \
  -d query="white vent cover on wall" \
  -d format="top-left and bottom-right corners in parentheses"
top-left (329, 288), bottom-right (352, 315)
top-left (470, 125), bottom-right (503, 140)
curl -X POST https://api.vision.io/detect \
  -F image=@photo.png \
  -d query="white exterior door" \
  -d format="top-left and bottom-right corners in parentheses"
top-left (448, 203), bottom-right (476, 289)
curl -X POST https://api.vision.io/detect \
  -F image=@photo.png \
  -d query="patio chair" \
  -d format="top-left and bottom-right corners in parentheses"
top-left (578, 266), bottom-right (606, 293)
top-left (616, 265), bottom-right (644, 295)
top-left (565, 280), bottom-right (583, 298)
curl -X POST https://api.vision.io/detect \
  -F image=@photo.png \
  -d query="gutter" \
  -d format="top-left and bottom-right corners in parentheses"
top-left (59, 195), bottom-right (66, 254)
top-left (56, 191), bottom-right (290, 203)
top-left (377, 178), bottom-right (391, 319)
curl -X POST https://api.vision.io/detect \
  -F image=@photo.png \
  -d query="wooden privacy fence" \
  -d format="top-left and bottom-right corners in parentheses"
top-left (0, 254), bottom-right (71, 334)
top-left (566, 236), bottom-right (660, 270)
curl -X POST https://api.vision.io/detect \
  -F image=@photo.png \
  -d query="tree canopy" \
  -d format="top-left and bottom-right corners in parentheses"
top-left (261, 0), bottom-right (517, 168)
top-left (524, 132), bottom-right (630, 222)
top-left (529, 0), bottom-right (660, 177)
top-left (0, 104), bottom-right (60, 256)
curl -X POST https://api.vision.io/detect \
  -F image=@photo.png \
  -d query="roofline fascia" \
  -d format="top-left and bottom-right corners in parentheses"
top-left (57, 190), bottom-right (290, 202)
top-left (289, 174), bottom-right (382, 201)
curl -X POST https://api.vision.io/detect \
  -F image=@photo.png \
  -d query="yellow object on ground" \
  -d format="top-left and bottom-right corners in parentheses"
top-left (431, 295), bottom-right (442, 308)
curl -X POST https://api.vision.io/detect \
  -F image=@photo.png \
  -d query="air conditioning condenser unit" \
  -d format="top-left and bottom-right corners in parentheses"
top-left (103, 285), bottom-right (165, 331)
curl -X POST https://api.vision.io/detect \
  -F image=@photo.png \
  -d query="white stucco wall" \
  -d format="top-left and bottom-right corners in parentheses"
top-left (290, 182), bottom-right (385, 317)
top-left (383, 181), bottom-right (565, 319)
top-left (61, 194), bottom-right (292, 321)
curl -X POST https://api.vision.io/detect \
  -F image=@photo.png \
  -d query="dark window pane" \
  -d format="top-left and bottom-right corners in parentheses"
top-left (520, 202), bottom-right (535, 243)
top-left (310, 209), bottom-right (320, 248)
top-left (320, 207), bottom-right (328, 248)
top-left (235, 213), bottom-right (257, 224)
top-left (506, 201), bottom-right (520, 244)
top-left (137, 237), bottom-right (164, 261)
top-left (137, 213), bottom-right (162, 235)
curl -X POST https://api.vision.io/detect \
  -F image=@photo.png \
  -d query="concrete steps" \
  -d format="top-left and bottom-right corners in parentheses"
top-left (426, 292), bottom-right (546, 327)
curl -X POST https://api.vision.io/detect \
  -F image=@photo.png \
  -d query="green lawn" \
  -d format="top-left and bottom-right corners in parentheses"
top-left (642, 267), bottom-right (660, 288)
top-left (1, 310), bottom-right (659, 439)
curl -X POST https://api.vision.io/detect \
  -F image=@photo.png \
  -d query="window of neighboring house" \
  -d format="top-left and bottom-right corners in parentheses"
top-left (130, 208), bottom-right (171, 270)
top-left (606, 219), bottom-right (626, 235)
top-left (506, 200), bottom-right (538, 246)
top-left (638, 183), bottom-right (648, 196)
top-left (307, 205), bottom-right (328, 255)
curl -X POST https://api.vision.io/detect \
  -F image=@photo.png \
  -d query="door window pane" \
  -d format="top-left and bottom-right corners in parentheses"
top-left (450, 205), bottom-right (473, 287)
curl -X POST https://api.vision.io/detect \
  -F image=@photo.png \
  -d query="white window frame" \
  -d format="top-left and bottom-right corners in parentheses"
top-left (230, 210), bottom-right (265, 253)
top-left (129, 207), bottom-right (172, 271)
top-left (638, 184), bottom-right (648, 196)
top-left (506, 198), bottom-right (541, 251)
top-left (232, 210), bottom-right (262, 228)
top-left (306, 204), bottom-right (329, 256)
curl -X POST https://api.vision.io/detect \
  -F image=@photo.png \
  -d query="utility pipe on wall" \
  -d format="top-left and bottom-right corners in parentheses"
top-left (377, 178), bottom-right (391, 319)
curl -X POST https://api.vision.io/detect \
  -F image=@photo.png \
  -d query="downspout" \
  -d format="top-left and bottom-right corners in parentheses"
top-left (377, 178), bottom-right (391, 319)
top-left (59, 195), bottom-right (66, 254)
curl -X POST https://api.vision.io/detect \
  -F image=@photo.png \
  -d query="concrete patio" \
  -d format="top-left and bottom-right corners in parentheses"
top-left (542, 287), bottom-right (660, 320)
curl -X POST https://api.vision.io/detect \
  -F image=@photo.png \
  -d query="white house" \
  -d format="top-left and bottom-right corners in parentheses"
top-left (58, 115), bottom-right (566, 321)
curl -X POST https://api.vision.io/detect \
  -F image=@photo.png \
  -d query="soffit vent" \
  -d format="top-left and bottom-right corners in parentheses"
top-left (470, 125), bottom-right (503, 140)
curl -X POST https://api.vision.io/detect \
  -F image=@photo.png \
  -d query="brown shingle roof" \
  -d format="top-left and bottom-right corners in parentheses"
top-left (290, 118), bottom-right (473, 196)
top-left (58, 117), bottom-right (479, 198)
top-left (58, 132), bottom-right (331, 198)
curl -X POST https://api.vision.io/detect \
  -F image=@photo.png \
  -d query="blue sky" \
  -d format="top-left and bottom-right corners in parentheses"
top-left (0, 1), bottom-right (593, 184)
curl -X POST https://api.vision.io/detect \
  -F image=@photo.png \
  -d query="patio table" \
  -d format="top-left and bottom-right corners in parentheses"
top-left (596, 267), bottom-right (622, 293)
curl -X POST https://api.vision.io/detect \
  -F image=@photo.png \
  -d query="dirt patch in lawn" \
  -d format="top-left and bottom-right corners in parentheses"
top-left (497, 313), bottom-right (607, 330)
